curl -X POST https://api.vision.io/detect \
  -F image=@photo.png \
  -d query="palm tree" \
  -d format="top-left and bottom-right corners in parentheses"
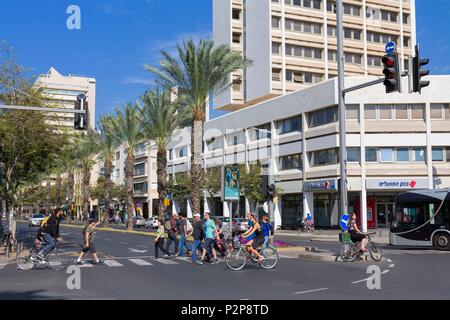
top-left (74, 129), bottom-right (99, 220)
top-left (140, 90), bottom-right (181, 219)
top-left (109, 103), bottom-right (143, 231)
top-left (97, 115), bottom-right (117, 225)
top-left (145, 39), bottom-right (251, 214)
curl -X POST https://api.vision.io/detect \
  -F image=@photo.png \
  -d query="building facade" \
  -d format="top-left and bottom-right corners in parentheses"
top-left (35, 67), bottom-right (96, 130)
top-left (213, 0), bottom-right (415, 111)
top-left (166, 75), bottom-right (450, 231)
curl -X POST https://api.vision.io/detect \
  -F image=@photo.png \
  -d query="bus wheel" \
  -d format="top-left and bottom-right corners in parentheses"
top-left (433, 233), bottom-right (450, 251)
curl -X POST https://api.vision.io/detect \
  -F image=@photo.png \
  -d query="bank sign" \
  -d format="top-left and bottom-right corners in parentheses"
top-left (366, 178), bottom-right (428, 190)
top-left (304, 179), bottom-right (338, 192)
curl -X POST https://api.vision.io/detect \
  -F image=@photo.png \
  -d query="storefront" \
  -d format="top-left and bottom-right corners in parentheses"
top-left (304, 179), bottom-right (339, 228)
top-left (280, 194), bottom-right (302, 229)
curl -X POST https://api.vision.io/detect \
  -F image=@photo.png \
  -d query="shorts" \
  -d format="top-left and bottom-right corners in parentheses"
top-left (202, 238), bottom-right (215, 251)
top-left (251, 237), bottom-right (265, 250)
top-left (350, 231), bottom-right (365, 243)
top-left (81, 243), bottom-right (97, 254)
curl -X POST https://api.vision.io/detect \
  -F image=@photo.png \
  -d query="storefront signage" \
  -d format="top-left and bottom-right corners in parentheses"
top-left (366, 178), bottom-right (428, 190)
top-left (304, 179), bottom-right (338, 192)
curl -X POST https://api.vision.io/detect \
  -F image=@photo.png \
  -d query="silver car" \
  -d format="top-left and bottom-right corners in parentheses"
top-left (29, 214), bottom-right (45, 227)
top-left (234, 218), bottom-right (250, 233)
top-left (133, 216), bottom-right (147, 228)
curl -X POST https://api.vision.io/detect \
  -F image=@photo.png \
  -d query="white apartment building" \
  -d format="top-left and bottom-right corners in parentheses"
top-left (213, 0), bottom-right (415, 111)
top-left (165, 75), bottom-right (450, 231)
top-left (35, 67), bottom-right (96, 130)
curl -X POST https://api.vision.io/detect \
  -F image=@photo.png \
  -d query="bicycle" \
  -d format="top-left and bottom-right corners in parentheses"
top-left (225, 236), bottom-right (279, 271)
top-left (339, 232), bottom-right (383, 262)
top-left (296, 217), bottom-right (314, 236)
top-left (16, 238), bottom-right (70, 271)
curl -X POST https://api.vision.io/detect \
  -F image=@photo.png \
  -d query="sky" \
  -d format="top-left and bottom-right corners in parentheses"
top-left (1, 0), bottom-right (449, 123)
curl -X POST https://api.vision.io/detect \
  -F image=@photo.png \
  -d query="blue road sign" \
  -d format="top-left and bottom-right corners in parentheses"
top-left (340, 214), bottom-right (349, 231)
top-left (385, 41), bottom-right (397, 54)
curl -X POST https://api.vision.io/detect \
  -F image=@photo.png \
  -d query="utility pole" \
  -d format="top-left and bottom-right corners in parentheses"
top-left (336, 0), bottom-right (348, 217)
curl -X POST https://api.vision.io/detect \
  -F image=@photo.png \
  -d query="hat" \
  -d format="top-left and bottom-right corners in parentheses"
top-left (194, 213), bottom-right (201, 218)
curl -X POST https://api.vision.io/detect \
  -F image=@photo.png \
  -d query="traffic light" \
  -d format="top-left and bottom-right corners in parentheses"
top-left (412, 45), bottom-right (430, 93)
top-left (267, 184), bottom-right (276, 199)
top-left (382, 53), bottom-right (400, 93)
top-left (74, 94), bottom-right (88, 130)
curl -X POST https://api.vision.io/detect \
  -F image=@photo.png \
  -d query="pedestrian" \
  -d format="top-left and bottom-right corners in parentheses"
top-left (76, 218), bottom-right (101, 265)
top-left (191, 213), bottom-right (204, 263)
top-left (260, 214), bottom-right (271, 248)
top-left (178, 213), bottom-right (193, 257)
top-left (165, 213), bottom-right (179, 255)
top-left (197, 213), bottom-right (219, 265)
top-left (154, 219), bottom-right (171, 259)
top-left (213, 218), bottom-right (225, 257)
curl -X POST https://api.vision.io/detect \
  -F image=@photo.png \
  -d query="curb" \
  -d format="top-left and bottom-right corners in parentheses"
top-left (297, 251), bottom-right (338, 262)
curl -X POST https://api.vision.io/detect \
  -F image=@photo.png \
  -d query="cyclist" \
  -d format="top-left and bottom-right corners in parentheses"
top-left (242, 213), bottom-right (265, 263)
top-left (348, 212), bottom-right (367, 253)
top-left (36, 208), bottom-right (64, 260)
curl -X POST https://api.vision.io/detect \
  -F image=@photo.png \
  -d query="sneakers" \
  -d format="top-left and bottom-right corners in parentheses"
top-left (211, 259), bottom-right (219, 265)
top-left (174, 252), bottom-right (180, 257)
top-left (76, 260), bottom-right (83, 265)
top-left (258, 256), bottom-right (265, 263)
top-left (196, 260), bottom-right (204, 265)
top-left (36, 253), bottom-right (46, 261)
top-left (92, 260), bottom-right (103, 265)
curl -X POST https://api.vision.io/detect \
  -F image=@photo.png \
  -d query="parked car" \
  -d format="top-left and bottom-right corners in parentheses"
top-left (29, 214), bottom-right (45, 227)
top-left (133, 216), bottom-right (147, 228)
top-left (233, 218), bottom-right (250, 233)
top-left (145, 216), bottom-right (159, 229)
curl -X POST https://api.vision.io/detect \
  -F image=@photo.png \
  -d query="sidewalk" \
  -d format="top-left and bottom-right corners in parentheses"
top-left (275, 228), bottom-right (390, 244)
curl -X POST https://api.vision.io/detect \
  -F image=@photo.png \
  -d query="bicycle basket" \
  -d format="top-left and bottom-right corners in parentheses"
top-left (339, 231), bottom-right (351, 243)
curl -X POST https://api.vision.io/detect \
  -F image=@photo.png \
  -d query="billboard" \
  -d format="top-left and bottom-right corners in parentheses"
top-left (223, 164), bottom-right (240, 202)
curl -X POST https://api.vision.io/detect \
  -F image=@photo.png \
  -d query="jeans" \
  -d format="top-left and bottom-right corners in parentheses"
top-left (155, 238), bottom-right (170, 258)
top-left (263, 236), bottom-right (270, 248)
top-left (165, 231), bottom-right (179, 254)
top-left (40, 233), bottom-right (56, 256)
top-left (191, 240), bottom-right (202, 262)
top-left (179, 233), bottom-right (192, 257)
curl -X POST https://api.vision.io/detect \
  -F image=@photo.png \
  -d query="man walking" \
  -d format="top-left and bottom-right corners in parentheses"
top-left (165, 213), bottom-right (179, 255)
top-left (178, 213), bottom-right (192, 257)
top-left (191, 213), bottom-right (204, 263)
top-left (197, 213), bottom-right (219, 265)
top-left (76, 218), bottom-right (101, 265)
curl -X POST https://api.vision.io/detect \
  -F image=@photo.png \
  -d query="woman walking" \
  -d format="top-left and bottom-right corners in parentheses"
top-left (155, 219), bottom-right (171, 259)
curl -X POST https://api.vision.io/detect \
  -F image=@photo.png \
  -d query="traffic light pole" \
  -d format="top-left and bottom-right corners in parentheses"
top-left (0, 104), bottom-right (86, 114)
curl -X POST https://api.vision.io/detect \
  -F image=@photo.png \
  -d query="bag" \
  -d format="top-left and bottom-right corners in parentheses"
top-left (164, 220), bottom-right (172, 232)
top-left (40, 216), bottom-right (50, 228)
top-left (186, 219), bottom-right (193, 233)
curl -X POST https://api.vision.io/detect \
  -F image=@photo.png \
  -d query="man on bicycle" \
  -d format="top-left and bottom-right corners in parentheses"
top-left (36, 208), bottom-right (64, 260)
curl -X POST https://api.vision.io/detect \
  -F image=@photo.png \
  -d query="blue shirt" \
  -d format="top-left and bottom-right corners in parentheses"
top-left (204, 220), bottom-right (216, 239)
top-left (247, 221), bottom-right (255, 240)
top-left (261, 221), bottom-right (271, 236)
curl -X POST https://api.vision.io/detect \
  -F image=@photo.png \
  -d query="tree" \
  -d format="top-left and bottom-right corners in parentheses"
top-left (97, 115), bottom-right (117, 225)
top-left (74, 129), bottom-right (99, 220)
top-left (109, 104), bottom-right (143, 230)
top-left (140, 89), bottom-right (181, 219)
top-left (167, 172), bottom-right (191, 211)
top-left (240, 164), bottom-right (264, 213)
top-left (56, 143), bottom-right (78, 223)
top-left (203, 167), bottom-right (221, 199)
top-left (91, 176), bottom-right (127, 209)
top-left (145, 39), bottom-right (251, 215)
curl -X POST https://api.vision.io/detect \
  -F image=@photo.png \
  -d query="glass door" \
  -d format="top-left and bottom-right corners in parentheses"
top-left (376, 203), bottom-right (387, 227)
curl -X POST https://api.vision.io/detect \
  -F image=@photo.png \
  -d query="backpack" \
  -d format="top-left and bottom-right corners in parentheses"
top-left (186, 219), bottom-right (193, 233)
top-left (164, 220), bottom-right (171, 232)
top-left (40, 216), bottom-right (51, 228)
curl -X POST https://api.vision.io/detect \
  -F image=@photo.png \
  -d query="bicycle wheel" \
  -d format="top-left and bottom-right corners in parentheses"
top-left (258, 247), bottom-right (279, 270)
top-left (16, 253), bottom-right (35, 271)
top-left (368, 241), bottom-right (383, 262)
top-left (339, 243), bottom-right (357, 262)
top-left (47, 247), bottom-right (69, 271)
top-left (225, 248), bottom-right (247, 271)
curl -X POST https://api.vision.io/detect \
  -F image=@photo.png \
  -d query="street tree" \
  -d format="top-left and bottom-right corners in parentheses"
top-left (167, 172), bottom-right (191, 213)
top-left (145, 39), bottom-right (251, 215)
top-left (239, 164), bottom-right (264, 214)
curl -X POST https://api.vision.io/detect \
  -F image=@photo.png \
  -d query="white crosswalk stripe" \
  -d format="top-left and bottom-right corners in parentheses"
top-left (103, 259), bottom-right (124, 267)
top-left (0, 263), bottom-right (7, 270)
top-left (129, 259), bottom-right (153, 266)
top-left (149, 257), bottom-right (179, 265)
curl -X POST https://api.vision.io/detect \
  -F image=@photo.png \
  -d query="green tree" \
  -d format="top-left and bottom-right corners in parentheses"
top-left (109, 104), bottom-right (143, 230)
top-left (145, 39), bottom-right (251, 215)
top-left (240, 164), bottom-right (264, 213)
top-left (167, 172), bottom-right (191, 209)
top-left (140, 89), bottom-right (181, 219)
top-left (203, 167), bottom-right (221, 199)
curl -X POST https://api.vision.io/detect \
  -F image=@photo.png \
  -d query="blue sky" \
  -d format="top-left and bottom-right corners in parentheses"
top-left (1, 0), bottom-right (449, 122)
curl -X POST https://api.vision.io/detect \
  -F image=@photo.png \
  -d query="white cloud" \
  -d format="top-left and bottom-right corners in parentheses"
top-left (122, 76), bottom-right (154, 85)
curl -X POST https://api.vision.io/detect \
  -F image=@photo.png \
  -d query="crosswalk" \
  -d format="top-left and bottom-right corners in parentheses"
top-left (73, 256), bottom-right (227, 268)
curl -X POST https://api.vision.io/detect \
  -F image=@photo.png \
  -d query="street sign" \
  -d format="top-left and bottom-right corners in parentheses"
top-left (340, 214), bottom-right (349, 231)
top-left (385, 41), bottom-right (397, 54)
top-left (223, 164), bottom-right (240, 202)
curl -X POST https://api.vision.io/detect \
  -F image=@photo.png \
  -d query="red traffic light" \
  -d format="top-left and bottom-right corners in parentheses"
top-left (382, 56), bottom-right (395, 67)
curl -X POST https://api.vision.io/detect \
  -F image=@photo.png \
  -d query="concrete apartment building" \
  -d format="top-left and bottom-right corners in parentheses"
top-left (213, 0), bottom-right (415, 111)
top-left (35, 67), bottom-right (96, 130)
top-left (165, 75), bottom-right (450, 231)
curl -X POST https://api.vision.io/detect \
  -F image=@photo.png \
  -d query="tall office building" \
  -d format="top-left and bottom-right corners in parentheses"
top-left (35, 67), bottom-right (96, 130)
top-left (213, 0), bottom-right (415, 111)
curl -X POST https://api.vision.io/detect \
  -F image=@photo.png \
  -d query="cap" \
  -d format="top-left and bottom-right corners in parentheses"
top-left (194, 213), bottom-right (201, 218)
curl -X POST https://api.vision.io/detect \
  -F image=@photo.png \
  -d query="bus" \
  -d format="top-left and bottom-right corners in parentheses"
top-left (390, 189), bottom-right (450, 250)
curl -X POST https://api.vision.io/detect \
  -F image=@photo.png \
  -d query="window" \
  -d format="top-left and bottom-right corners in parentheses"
top-left (115, 168), bottom-right (120, 178)
top-left (432, 147), bottom-right (444, 162)
top-left (135, 143), bottom-right (146, 155)
top-left (381, 10), bottom-right (397, 23)
top-left (327, 26), bottom-right (336, 37)
top-left (380, 148), bottom-right (394, 162)
top-left (232, 9), bottom-right (241, 20)
top-left (346, 105), bottom-right (359, 120)
top-left (403, 37), bottom-right (410, 48)
top-left (411, 105), bottom-right (424, 120)
top-left (328, 50), bottom-right (337, 61)
top-left (403, 13), bottom-right (409, 25)
top-left (343, 28), bottom-right (361, 40)
top-left (178, 146), bottom-right (187, 158)
top-left (379, 106), bottom-right (393, 120)
top-left (285, 0), bottom-right (321, 10)
top-left (431, 104), bottom-right (450, 120)
top-left (345, 52), bottom-right (362, 64)
top-left (277, 116), bottom-right (302, 134)
top-left (395, 105), bottom-right (408, 120)
top-left (279, 154), bottom-right (302, 171)
top-left (250, 124), bottom-right (271, 141)
top-left (272, 68), bottom-right (281, 81)
top-left (272, 16), bottom-right (280, 29)
top-left (347, 147), bottom-right (361, 163)
top-left (232, 33), bottom-right (241, 44)
top-left (367, 32), bottom-right (397, 44)
top-left (367, 55), bottom-right (382, 67)
top-left (285, 44), bottom-right (322, 60)
top-left (134, 182), bottom-right (148, 194)
top-left (168, 149), bottom-right (173, 160)
top-left (365, 148), bottom-right (377, 162)
top-left (272, 42), bottom-right (281, 55)
top-left (413, 148), bottom-right (425, 162)
top-left (285, 19), bottom-right (322, 35)
top-left (310, 148), bottom-right (339, 167)
top-left (364, 105), bottom-right (377, 120)
top-left (134, 163), bottom-right (145, 176)
top-left (396, 148), bottom-right (410, 162)
top-left (206, 137), bottom-right (219, 151)
top-left (447, 148), bottom-right (450, 162)
top-left (343, 4), bottom-right (361, 16)
top-left (308, 106), bottom-right (338, 127)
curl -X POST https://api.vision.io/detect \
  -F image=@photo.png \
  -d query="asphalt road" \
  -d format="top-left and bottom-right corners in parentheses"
top-left (1, 223), bottom-right (449, 300)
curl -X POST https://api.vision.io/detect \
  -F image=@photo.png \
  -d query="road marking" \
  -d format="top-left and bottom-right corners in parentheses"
top-left (119, 242), bottom-right (129, 245)
top-left (129, 248), bottom-right (148, 253)
top-left (0, 263), bottom-right (7, 270)
top-left (386, 258), bottom-right (393, 263)
top-left (351, 277), bottom-right (370, 284)
top-left (137, 245), bottom-right (149, 248)
top-left (104, 239), bottom-right (112, 241)
top-left (294, 288), bottom-right (329, 295)
top-left (78, 262), bottom-right (94, 268)
top-left (389, 264), bottom-right (395, 268)
top-left (103, 260), bottom-right (124, 267)
top-left (129, 259), bottom-right (153, 266)
top-left (149, 257), bottom-right (179, 265)
top-left (175, 257), bottom-right (191, 262)
top-left (382, 270), bottom-right (390, 274)
top-left (279, 255), bottom-right (297, 259)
